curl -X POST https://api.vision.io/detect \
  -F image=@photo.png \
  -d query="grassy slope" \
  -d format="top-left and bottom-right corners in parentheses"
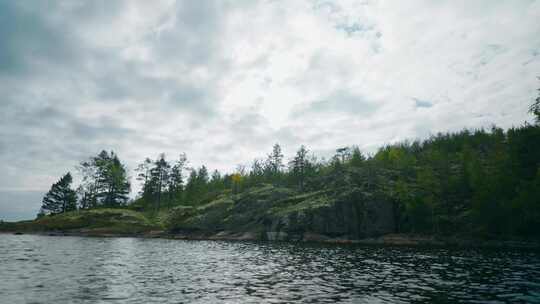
top-left (164, 184), bottom-right (385, 236)
top-left (166, 185), bottom-right (295, 233)
top-left (0, 184), bottom-right (390, 239)
top-left (0, 208), bottom-right (160, 235)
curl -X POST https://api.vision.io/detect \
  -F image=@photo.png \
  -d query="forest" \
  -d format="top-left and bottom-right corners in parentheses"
top-left (38, 91), bottom-right (540, 238)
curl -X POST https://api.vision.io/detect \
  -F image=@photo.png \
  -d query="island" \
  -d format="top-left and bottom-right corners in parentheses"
top-left (2, 110), bottom-right (539, 249)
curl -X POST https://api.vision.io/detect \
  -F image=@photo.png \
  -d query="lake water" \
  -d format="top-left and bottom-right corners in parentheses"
top-left (1, 234), bottom-right (539, 303)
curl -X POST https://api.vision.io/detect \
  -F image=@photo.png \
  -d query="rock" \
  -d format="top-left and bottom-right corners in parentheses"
top-left (166, 185), bottom-right (396, 242)
top-left (264, 188), bottom-right (395, 241)
top-left (302, 232), bottom-right (331, 242)
top-left (266, 231), bottom-right (288, 241)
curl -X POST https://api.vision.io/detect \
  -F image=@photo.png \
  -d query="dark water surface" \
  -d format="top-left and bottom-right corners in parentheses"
top-left (1, 234), bottom-right (540, 303)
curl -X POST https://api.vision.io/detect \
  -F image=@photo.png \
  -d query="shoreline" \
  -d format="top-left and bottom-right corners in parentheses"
top-left (3, 230), bottom-right (539, 250)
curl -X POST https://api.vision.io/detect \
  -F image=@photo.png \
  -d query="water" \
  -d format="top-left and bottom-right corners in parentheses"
top-left (1, 234), bottom-right (539, 303)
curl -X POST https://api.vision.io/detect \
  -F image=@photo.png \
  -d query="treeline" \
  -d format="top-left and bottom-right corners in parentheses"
top-left (376, 125), bottom-right (540, 236)
top-left (122, 122), bottom-right (540, 237)
top-left (38, 91), bottom-right (540, 238)
top-left (132, 144), bottom-right (324, 210)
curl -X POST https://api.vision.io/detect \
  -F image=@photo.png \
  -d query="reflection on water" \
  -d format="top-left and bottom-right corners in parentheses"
top-left (0, 234), bottom-right (539, 303)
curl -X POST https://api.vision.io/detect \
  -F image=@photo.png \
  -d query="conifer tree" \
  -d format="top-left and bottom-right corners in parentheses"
top-left (40, 172), bottom-right (77, 215)
top-left (265, 143), bottom-right (284, 183)
top-left (135, 157), bottom-right (153, 200)
top-left (349, 146), bottom-right (366, 167)
top-left (168, 153), bottom-right (188, 206)
top-left (289, 145), bottom-right (310, 191)
top-left (150, 153), bottom-right (170, 210)
top-left (530, 82), bottom-right (540, 124)
top-left (79, 151), bottom-right (130, 208)
top-left (184, 169), bottom-right (198, 204)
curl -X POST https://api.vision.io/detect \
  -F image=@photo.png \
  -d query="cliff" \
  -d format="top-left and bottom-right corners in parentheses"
top-left (166, 184), bottom-right (395, 241)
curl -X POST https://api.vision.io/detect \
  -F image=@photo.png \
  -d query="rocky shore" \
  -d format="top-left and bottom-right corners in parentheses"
top-left (2, 185), bottom-right (539, 250)
top-left (4, 229), bottom-right (538, 250)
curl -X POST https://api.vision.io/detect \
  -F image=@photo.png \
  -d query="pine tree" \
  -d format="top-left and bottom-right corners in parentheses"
top-left (211, 170), bottom-right (221, 182)
top-left (335, 147), bottom-right (351, 164)
top-left (40, 172), bottom-right (77, 215)
top-left (103, 154), bottom-right (131, 206)
top-left (289, 145), bottom-right (310, 191)
top-left (79, 151), bottom-right (131, 208)
top-left (135, 157), bottom-right (153, 200)
top-left (184, 169), bottom-right (198, 204)
top-left (349, 146), bottom-right (366, 167)
top-left (168, 153), bottom-right (188, 207)
top-left (150, 153), bottom-right (170, 210)
top-left (209, 169), bottom-right (224, 192)
top-left (197, 165), bottom-right (209, 194)
top-left (265, 143), bottom-right (284, 183)
top-left (248, 159), bottom-right (265, 186)
top-left (529, 80), bottom-right (540, 124)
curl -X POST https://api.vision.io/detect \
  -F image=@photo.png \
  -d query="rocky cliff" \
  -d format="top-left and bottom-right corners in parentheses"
top-left (166, 184), bottom-right (395, 241)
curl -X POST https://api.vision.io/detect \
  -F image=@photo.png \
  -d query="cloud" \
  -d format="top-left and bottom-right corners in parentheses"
top-left (0, 1), bottom-right (77, 75)
top-left (413, 98), bottom-right (434, 109)
top-left (294, 89), bottom-right (380, 116)
top-left (1, 0), bottom-right (540, 221)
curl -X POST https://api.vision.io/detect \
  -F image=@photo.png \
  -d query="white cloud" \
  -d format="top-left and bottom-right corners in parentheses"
top-left (1, 0), bottom-right (539, 196)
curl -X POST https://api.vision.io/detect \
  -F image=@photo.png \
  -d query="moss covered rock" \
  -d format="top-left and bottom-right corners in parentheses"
top-left (166, 184), bottom-right (395, 241)
top-left (1, 209), bottom-right (159, 235)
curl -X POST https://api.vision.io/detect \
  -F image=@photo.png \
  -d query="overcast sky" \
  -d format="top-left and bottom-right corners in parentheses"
top-left (1, 1), bottom-right (540, 219)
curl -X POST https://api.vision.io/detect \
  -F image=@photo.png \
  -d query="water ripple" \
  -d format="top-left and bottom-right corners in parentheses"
top-left (0, 234), bottom-right (539, 303)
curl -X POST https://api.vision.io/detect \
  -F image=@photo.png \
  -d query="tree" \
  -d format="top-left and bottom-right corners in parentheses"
top-left (79, 151), bottom-right (131, 208)
top-left (231, 173), bottom-right (242, 195)
top-left (181, 166), bottom-right (211, 205)
top-left (168, 153), bottom-right (188, 207)
top-left (289, 145), bottom-right (310, 191)
top-left (209, 169), bottom-right (224, 192)
top-left (100, 152), bottom-right (131, 207)
top-left (512, 169), bottom-right (540, 236)
top-left (77, 184), bottom-right (95, 210)
top-left (135, 157), bottom-right (153, 199)
top-left (349, 146), bottom-right (366, 167)
top-left (184, 169), bottom-right (198, 204)
top-left (529, 80), bottom-right (540, 124)
top-left (150, 153), bottom-right (170, 210)
top-left (265, 143), bottom-right (284, 183)
top-left (40, 172), bottom-right (77, 215)
top-left (77, 156), bottom-right (101, 209)
top-left (335, 147), bottom-right (351, 164)
top-left (197, 165), bottom-right (210, 196)
top-left (250, 159), bottom-right (264, 177)
top-left (327, 154), bottom-right (346, 187)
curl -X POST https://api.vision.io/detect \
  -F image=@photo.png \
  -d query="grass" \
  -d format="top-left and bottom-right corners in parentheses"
top-left (269, 190), bottom-right (335, 216)
top-left (0, 208), bottom-right (160, 235)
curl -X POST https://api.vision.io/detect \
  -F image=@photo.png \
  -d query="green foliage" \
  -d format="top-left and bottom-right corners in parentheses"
top-left (40, 172), bottom-right (77, 215)
top-left (265, 143), bottom-right (285, 183)
top-left (382, 125), bottom-right (540, 237)
top-left (405, 200), bottom-right (432, 233)
top-left (78, 150), bottom-right (130, 208)
top-left (349, 146), bottom-right (366, 167)
top-left (27, 209), bottom-right (158, 234)
top-left (33, 109), bottom-right (540, 240)
top-left (530, 82), bottom-right (540, 124)
top-left (288, 145), bottom-right (311, 191)
top-left (168, 153), bottom-right (188, 204)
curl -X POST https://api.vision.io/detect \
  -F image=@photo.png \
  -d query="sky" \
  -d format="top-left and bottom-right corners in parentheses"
top-left (1, 0), bottom-right (539, 220)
